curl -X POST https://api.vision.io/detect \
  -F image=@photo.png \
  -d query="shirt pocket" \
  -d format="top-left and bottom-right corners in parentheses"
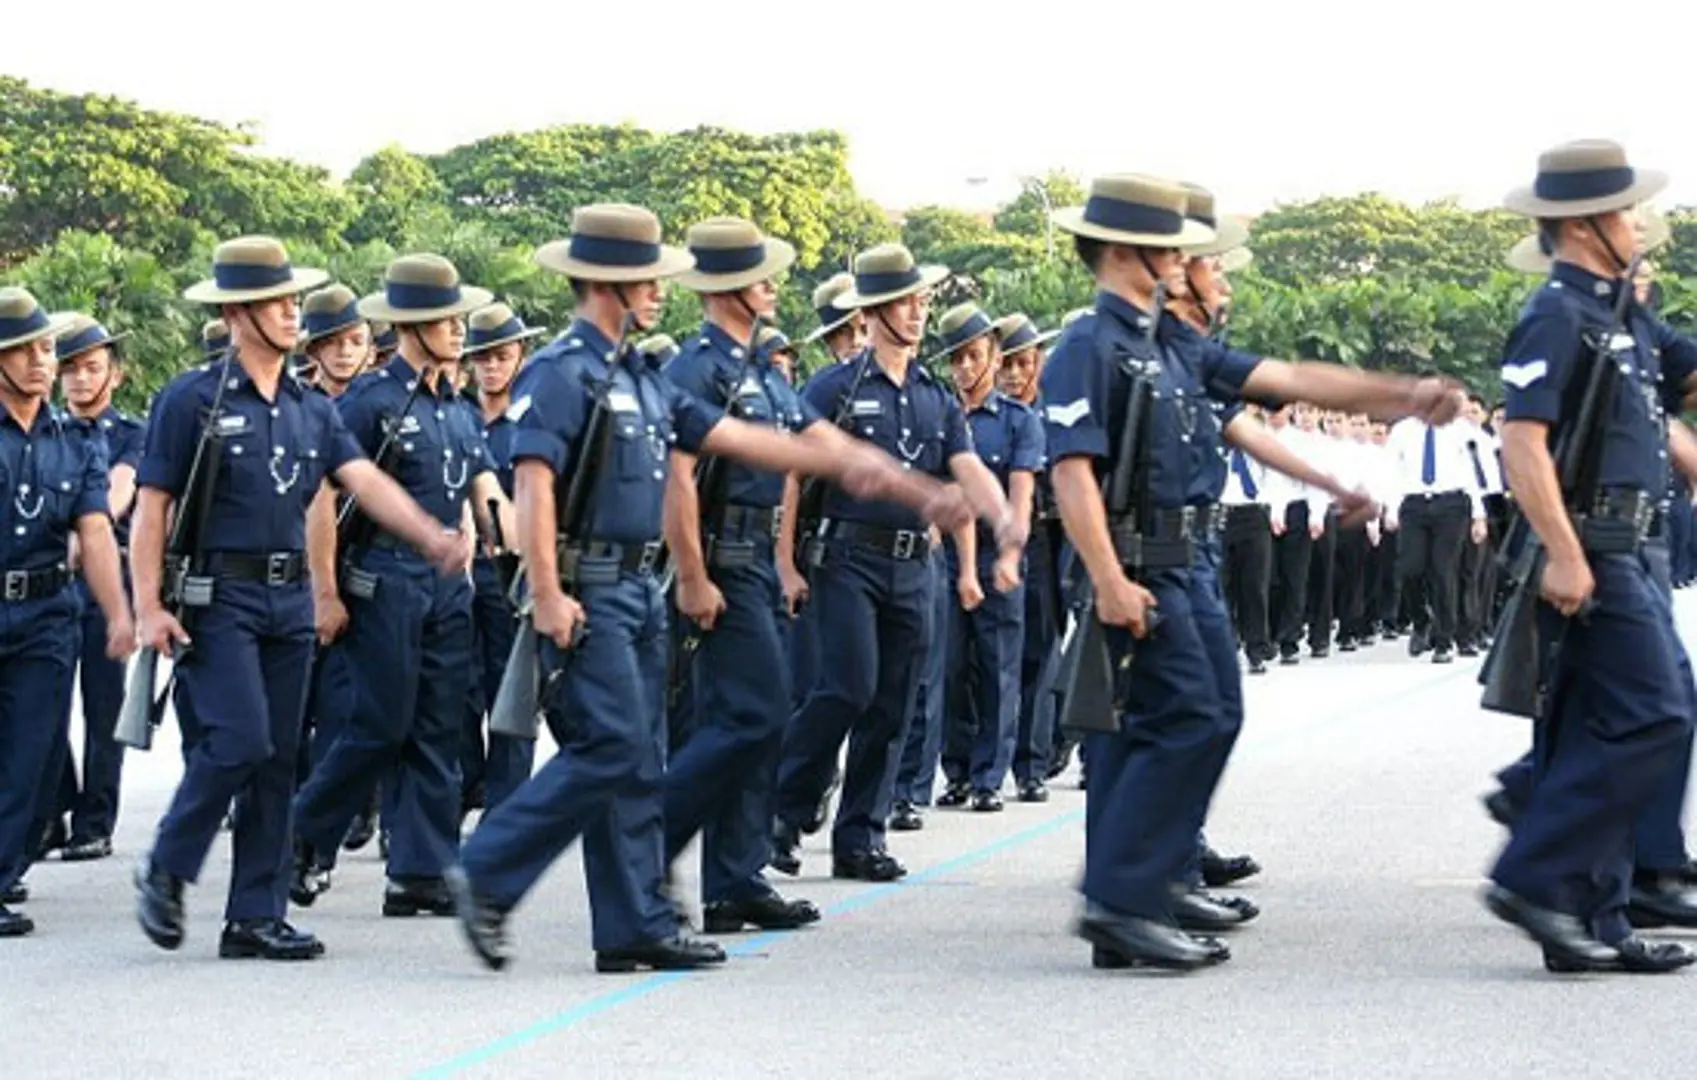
top-left (612, 408), bottom-right (668, 483)
top-left (219, 428), bottom-right (272, 497)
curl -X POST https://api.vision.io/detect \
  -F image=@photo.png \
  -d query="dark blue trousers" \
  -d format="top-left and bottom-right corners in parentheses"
top-left (63, 579), bottom-right (130, 841)
top-left (35, 599), bottom-right (80, 850)
top-left (292, 547), bottom-right (472, 880)
top-left (1490, 554), bottom-right (1695, 941)
top-left (1185, 542), bottom-right (1248, 886)
top-left (786, 593), bottom-right (819, 714)
top-left (150, 583), bottom-right (315, 920)
top-left (940, 547), bottom-right (1025, 793)
top-left (1, 591), bottom-right (78, 895)
top-left (461, 558), bottom-right (530, 813)
top-left (664, 537), bottom-right (791, 903)
top-left (305, 642), bottom-right (355, 774)
top-left (460, 573), bottom-right (674, 950)
top-left (893, 550), bottom-right (948, 805)
top-left (1082, 569), bottom-right (1227, 920)
top-left (775, 539), bottom-right (929, 853)
top-left (1013, 521), bottom-right (1063, 786)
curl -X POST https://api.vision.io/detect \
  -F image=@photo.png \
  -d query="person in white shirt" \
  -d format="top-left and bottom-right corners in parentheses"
top-left (1331, 414), bottom-right (1389, 651)
top-left (1456, 395), bottom-right (1505, 656)
top-left (1301, 410), bottom-right (1350, 657)
top-left (1220, 404), bottom-right (1275, 673)
top-left (1384, 387), bottom-right (1489, 664)
top-left (1365, 421), bottom-right (1403, 637)
top-left (1264, 404), bottom-right (1331, 664)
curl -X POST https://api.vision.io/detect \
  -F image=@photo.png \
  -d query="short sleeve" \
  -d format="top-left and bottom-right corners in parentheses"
top-left (791, 388), bottom-right (824, 431)
top-left (1010, 407), bottom-right (1045, 472)
top-left (1501, 303), bottom-right (1583, 424)
top-left (112, 421), bottom-right (146, 470)
top-left (801, 363), bottom-right (849, 419)
top-left (940, 392), bottom-right (973, 460)
top-left (665, 374), bottom-right (726, 455)
top-left (1038, 330), bottom-right (1109, 461)
top-left (508, 361), bottom-right (585, 476)
top-left (135, 377), bottom-right (201, 497)
top-left (336, 382), bottom-right (383, 456)
top-left (74, 433), bottom-right (111, 520)
top-left (317, 398), bottom-right (364, 474)
top-left (1199, 340), bottom-right (1260, 402)
top-left (1649, 316), bottom-right (1697, 415)
top-left (662, 348), bottom-right (719, 406)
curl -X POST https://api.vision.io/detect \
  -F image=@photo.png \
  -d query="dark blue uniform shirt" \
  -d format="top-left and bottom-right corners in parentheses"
top-left (1040, 291), bottom-right (1259, 511)
top-left (81, 405), bottom-right (145, 545)
top-left (801, 349), bottom-right (973, 530)
top-left (962, 390), bottom-right (1044, 491)
top-left (1501, 261), bottom-right (1697, 494)
top-left (137, 362), bottom-right (360, 552)
top-left (338, 356), bottom-right (491, 528)
top-left (1, 405), bottom-right (108, 572)
top-left (1164, 318), bottom-right (1245, 503)
top-left (507, 319), bottom-right (723, 545)
top-left (479, 403), bottom-right (519, 500)
top-left (664, 321), bottom-right (822, 509)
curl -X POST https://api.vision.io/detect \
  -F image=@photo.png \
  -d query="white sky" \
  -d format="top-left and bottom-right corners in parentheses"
top-left (11, 0), bottom-right (1697, 217)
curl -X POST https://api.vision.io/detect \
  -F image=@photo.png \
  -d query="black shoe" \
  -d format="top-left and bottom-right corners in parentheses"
top-left (969, 790), bottom-right (1004, 813)
top-left (61, 836), bottom-right (113, 862)
top-left (1092, 934), bottom-right (1229, 969)
top-left (1627, 875), bottom-right (1697, 929)
top-left (1482, 885), bottom-right (1617, 970)
top-left (2, 880), bottom-right (27, 905)
top-left (1200, 848), bottom-right (1261, 888)
top-left (33, 818), bottom-right (68, 861)
top-left (377, 828), bottom-right (390, 860)
top-left (219, 918), bottom-right (325, 960)
top-left (135, 861), bottom-right (186, 951)
top-left (1432, 646), bottom-right (1454, 665)
top-left (289, 843), bottom-right (331, 908)
top-left (1017, 780), bottom-right (1049, 804)
top-left (444, 865), bottom-right (509, 971)
top-left (889, 800), bottom-right (924, 832)
top-left (1338, 639), bottom-right (1357, 654)
top-left (1482, 790), bottom-right (1519, 829)
top-left (0, 905), bottom-right (34, 938)
top-left (769, 823), bottom-right (802, 876)
top-left (1077, 909), bottom-right (1223, 971)
top-left (1310, 646), bottom-right (1330, 660)
top-left (703, 893), bottom-right (821, 933)
top-left (1045, 740), bottom-right (1077, 781)
top-left (935, 782), bottom-right (971, 809)
top-left (383, 878), bottom-right (456, 917)
top-left (1678, 859), bottom-right (1697, 888)
top-left (1172, 888), bottom-right (1257, 933)
top-left (343, 813), bottom-right (377, 852)
top-left (1545, 936), bottom-right (1696, 974)
top-left (1279, 651), bottom-right (1300, 667)
top-left (832, 849), bottom-right (906, 882)
top-left (1458, 642), bottom-right (1480, 658)
top-left (802, 770), bottom-right (839, 836)
top-left (1381, 626), bottom-right (1401, 641)
top-left (595, 935), bottom-right (727, 973)
top-left (1408, 630), bottom-right (1430, 658)
top-left (1247, 657), bottom-right (1268, 675)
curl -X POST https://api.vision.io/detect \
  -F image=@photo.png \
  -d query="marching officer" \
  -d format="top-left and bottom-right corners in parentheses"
top-left (290, 254), bottom-right (510, 919)
top-left (131, 237), bottom-right (466, 959)
top-left (770, 244), bottom-right (1019, 882)
top-left (444, 204), bottom-right (967, 973)
top-left (1, 289), bottom-right (133, 938)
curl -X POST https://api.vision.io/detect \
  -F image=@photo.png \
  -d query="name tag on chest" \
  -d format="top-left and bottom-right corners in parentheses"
top-left (216, 413), bottom-right (251, 436)
top-left (608, 389), bottom-right (641, 415)
top-left (851, 398), bottom-right (883, 418)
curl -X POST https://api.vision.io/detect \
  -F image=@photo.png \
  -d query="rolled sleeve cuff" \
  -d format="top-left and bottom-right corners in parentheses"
top-left (1046, 428), bottom-right (1109, 461)
top-left (136, 458), bottom-right (184, 498)
top-left (512, 429), bottom-right (570, 475)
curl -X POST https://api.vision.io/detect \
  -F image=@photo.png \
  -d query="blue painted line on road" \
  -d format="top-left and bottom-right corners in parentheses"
top-left (412, 662), bottom-right (1469, 1078)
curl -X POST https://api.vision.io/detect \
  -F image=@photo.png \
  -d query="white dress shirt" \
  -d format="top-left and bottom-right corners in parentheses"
top-left (1260, 424), bottom-right (1333, 519)
top-left (1385, 417), bottom-right (1486, 523)
top-left (1221, 443), bottom-right (1270, 507)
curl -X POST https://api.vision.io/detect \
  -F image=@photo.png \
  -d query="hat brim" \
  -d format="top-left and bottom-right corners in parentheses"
top-left (803, 309), bottom-right (858, 344)
top-left (0, 311), bottom-right (78, 353)
top-left (999, 327), bottom-right (1063, 357)
top-left (834, 264), bottom-right (951, 310)
top-left (1503, 170), bottom-right (1668, 218)
top-left (357, 286), bottom-right (494, 325)
top-left (674, 239), bottom-right (797, 293)
top-left (1053, 207), bottom-right (1216, 249)
top-left (462, 326), bottom-right (548, 356)
top-left (183, 267), bottom-right (330, 305)
top-left (1186, 217), bottom-right (1251, 259)
top-left (299, 317), bottom-right (368, 349)
top-left (534, 242), bottom-right (695, 283)
top-left (1506, 234), bottom-right (1552, 275)
top-left (1218, 247), bottom-right (1254, 274)
top-left (55, 328), bottom-right (132, 362)
top-left (923, 321), bottom-right (999, 369)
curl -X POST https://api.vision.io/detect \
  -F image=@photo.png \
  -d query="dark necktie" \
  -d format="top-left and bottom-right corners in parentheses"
top-left (1231, 447), bottom-right (1258, 499)
top-left (1467, 441), bottom-right (1487, 490)
top-left (1421, 426), bottom-right (1437, 486)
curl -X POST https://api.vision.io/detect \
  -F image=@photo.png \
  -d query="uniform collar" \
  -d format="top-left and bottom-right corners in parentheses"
top-left (964, 389), bottom-right (1003, 415)
top-left (0, 402), bottom-right (56, 436)
top-left (1550, 260), bottom-right (1628, 305)
top-left (561, 318), bottom-right (619, 364)
top-left (699, 321), bottom-right (757, 367)
top-left (384, 353), bottom-right (452, 400)
top-left (1095, 290), bottom-right (1157, 337)
top-left (857, 347), bottom-right (924, 390)
top-left (221, 358), bottom-right (307, 400)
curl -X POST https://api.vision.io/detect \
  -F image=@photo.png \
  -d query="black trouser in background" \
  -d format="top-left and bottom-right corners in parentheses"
top-left (1371, 529), bottom-right (1400, 631)
top-left (1220, 505), bottom-right (1273, 660)
top-left (1304, 511), bottom-right (1338, 653)
top-left (1269, 502), bottom-right (1314, 658)
top-left (1395, 492), bottom-right (1469, 650)
top-left (1335, 526), bottom-right (1372, 643)
top-left (1457, 532), bottom-right (1491, 649)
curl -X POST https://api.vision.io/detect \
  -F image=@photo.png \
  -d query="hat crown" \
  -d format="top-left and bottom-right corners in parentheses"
top-left (212, 235), bottom-right (293, 270)
top-left (1181, 182), bottom-right (1217, 224)
top-left (938, 302), bottom-right (987, 337)
top-left (812, 273), bottom-right (854, 310)
top-left (1089, 174), bottom-right (1190, 218)
top-left (469, 303), bottom-right (518, 334)
top-left (59, 313), bottom-right (103, 339)
top-left (386, 254), bottom-right (463, 290)
top-left (754, 326), bottom-right (791, 352)
top-left (572, 203), bottom-right (664, 245)
top-left (993, 313), bottom-right (1032, 340)
top-left (0, 286), bottom-right (44, 322)
top-left (202, 319), bottom-right (229, 343)
top-left (303, 284), bottom-right (359, 317)
top-left (685, 217), bottom-right (765, 250)
top-left (1538, 139), bottom-right (1631, 175)
top-left (854, 244), bottom-right (919, 277)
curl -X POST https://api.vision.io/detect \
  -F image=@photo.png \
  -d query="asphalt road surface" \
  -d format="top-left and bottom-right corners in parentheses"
top-left (8, 596), bottom-right (1697, 1079)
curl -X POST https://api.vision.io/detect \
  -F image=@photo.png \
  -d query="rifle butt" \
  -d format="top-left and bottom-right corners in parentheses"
top-left (488, 617), bottom-right (542, 740)
top-left (1057, 602), bottom-right (1121, 737)
top-left (1479, 585), bottom-right (1543, 720)
top-left (115, 647), bottom-right (161, 751)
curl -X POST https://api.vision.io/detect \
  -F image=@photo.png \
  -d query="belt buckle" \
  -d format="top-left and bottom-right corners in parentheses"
top-left (892, 530), bottom-right (918, 559)
top-left (265, 553), bottom-right (292, 587)
top-left (636, 541), bottom-right (662, 575)
top-left (770, 506), bottom-right (784, 540)
top-left (2, 571), bottom-right (25, 602)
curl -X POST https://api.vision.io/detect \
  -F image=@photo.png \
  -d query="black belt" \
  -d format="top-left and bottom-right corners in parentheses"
top-left (825, 520), bottom-right (931, 561)
top-left (1, 565), bottom-right (72, 602)
top-left (205, 551), bottom-right (307, 586)
top-left (558, 539), bottom-right (664, 587)
top-left (1109, 506), bottom-right (1220, 571)
top-left (1578, 489), bottom-right (1657, 554)
top-left (717, 504), bottom-right (780, 540)
top-left (1225, 503), bottom-right (1269, 518)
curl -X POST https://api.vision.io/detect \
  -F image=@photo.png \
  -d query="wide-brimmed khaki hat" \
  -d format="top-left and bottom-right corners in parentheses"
top-left (202, 318), bottom-right (231, 356)
top-left (636, 334), bottom-right (680, 365)
top-left (1218, 247), bottom-right (1254, 273)
top-left (183, 236), bottom-right (329, 305)
top-left (673, 218), bottom-right (796, 293)
top-left (804, 273), bottom-right (858, 342)
top-left (462, 303), bottom-right (546, 356)
top-left (357, 254), bottom-right (492, 324)
top-left (754, 325), bottom-right (795, 360)
top-left (299, 284), bottom-right (366, 347)
top-left (53, 314), bottom-right (130, 362)
top-left (930, 303), bottom-right (998, 363)
top-left (1507, 203), bottom-right (1674, 275)
top-left (0, 288), bottom-right (76, 351)
top-left (833, 244), bottom-right (949, 309)
top-left (1054, 175), bottom-right (1215, 249)
top-left (370, 321), bottom-right (397, 353)
top-left (1504, 140), bottom-right (1667, 218)
top-left (535, 203), bottom-right (694, 283)
top-left (1180, 185), bottom-right (1252, 259)
top-left (992, 313), bottom-right (1061, 358)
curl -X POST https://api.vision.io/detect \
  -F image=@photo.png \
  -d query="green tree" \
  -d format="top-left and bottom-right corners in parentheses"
top-left (346, 145), bottom-right (449, 246)
top-left (992, 171), bottom-right (1086, 238)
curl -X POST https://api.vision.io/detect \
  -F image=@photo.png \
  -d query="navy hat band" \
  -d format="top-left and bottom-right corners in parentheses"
top-left (372, 327), bottom-right (398, 349)
top-left (1084, 195), bottom-right (1184, 240)
top-left (0, 307), bottom-right (50, 344)
top-left (1000, 324), bottom-right (1038, 353)
top-left (56, 325), bottom-right (113, 359)
top-left (213, 261), bottom-right (296, 291)
top-left (468, 318), bottom-right (526, 349)
top-left (304, 302), bottom-right (361, 337)
top-left (204, 333), bottom-right (231, 354)
top-left (1534, 166), bottom-right (1636, 203)
top-left (817, 305), bottom-right (846, 327)
top-left (568, 234), bottom-right (662, 268)
top-left (943, 312), bottom-right (994, 353)
top-left (691, 243), bottom-right (766, 275)
top-left (855, 268), bottom-right (922, 297)
top-left (386, 280), bottom-right (463, 312)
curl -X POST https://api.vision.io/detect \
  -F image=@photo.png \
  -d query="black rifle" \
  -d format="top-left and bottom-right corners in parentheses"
top-left (490, 314), bottom-right (638, 740)
top-left (794, 346), bottom-right (876, 580)
top-left (115, 349), bottom-right (237, 751)
top-left (485, 496), bottom-right (519, 598)
top-left (1479, 258), bottom-right (1637, 719)
top-left (333, 363), bottom-right (431, 598)
top-left (1056, 287), bottom-right (1166, 738)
